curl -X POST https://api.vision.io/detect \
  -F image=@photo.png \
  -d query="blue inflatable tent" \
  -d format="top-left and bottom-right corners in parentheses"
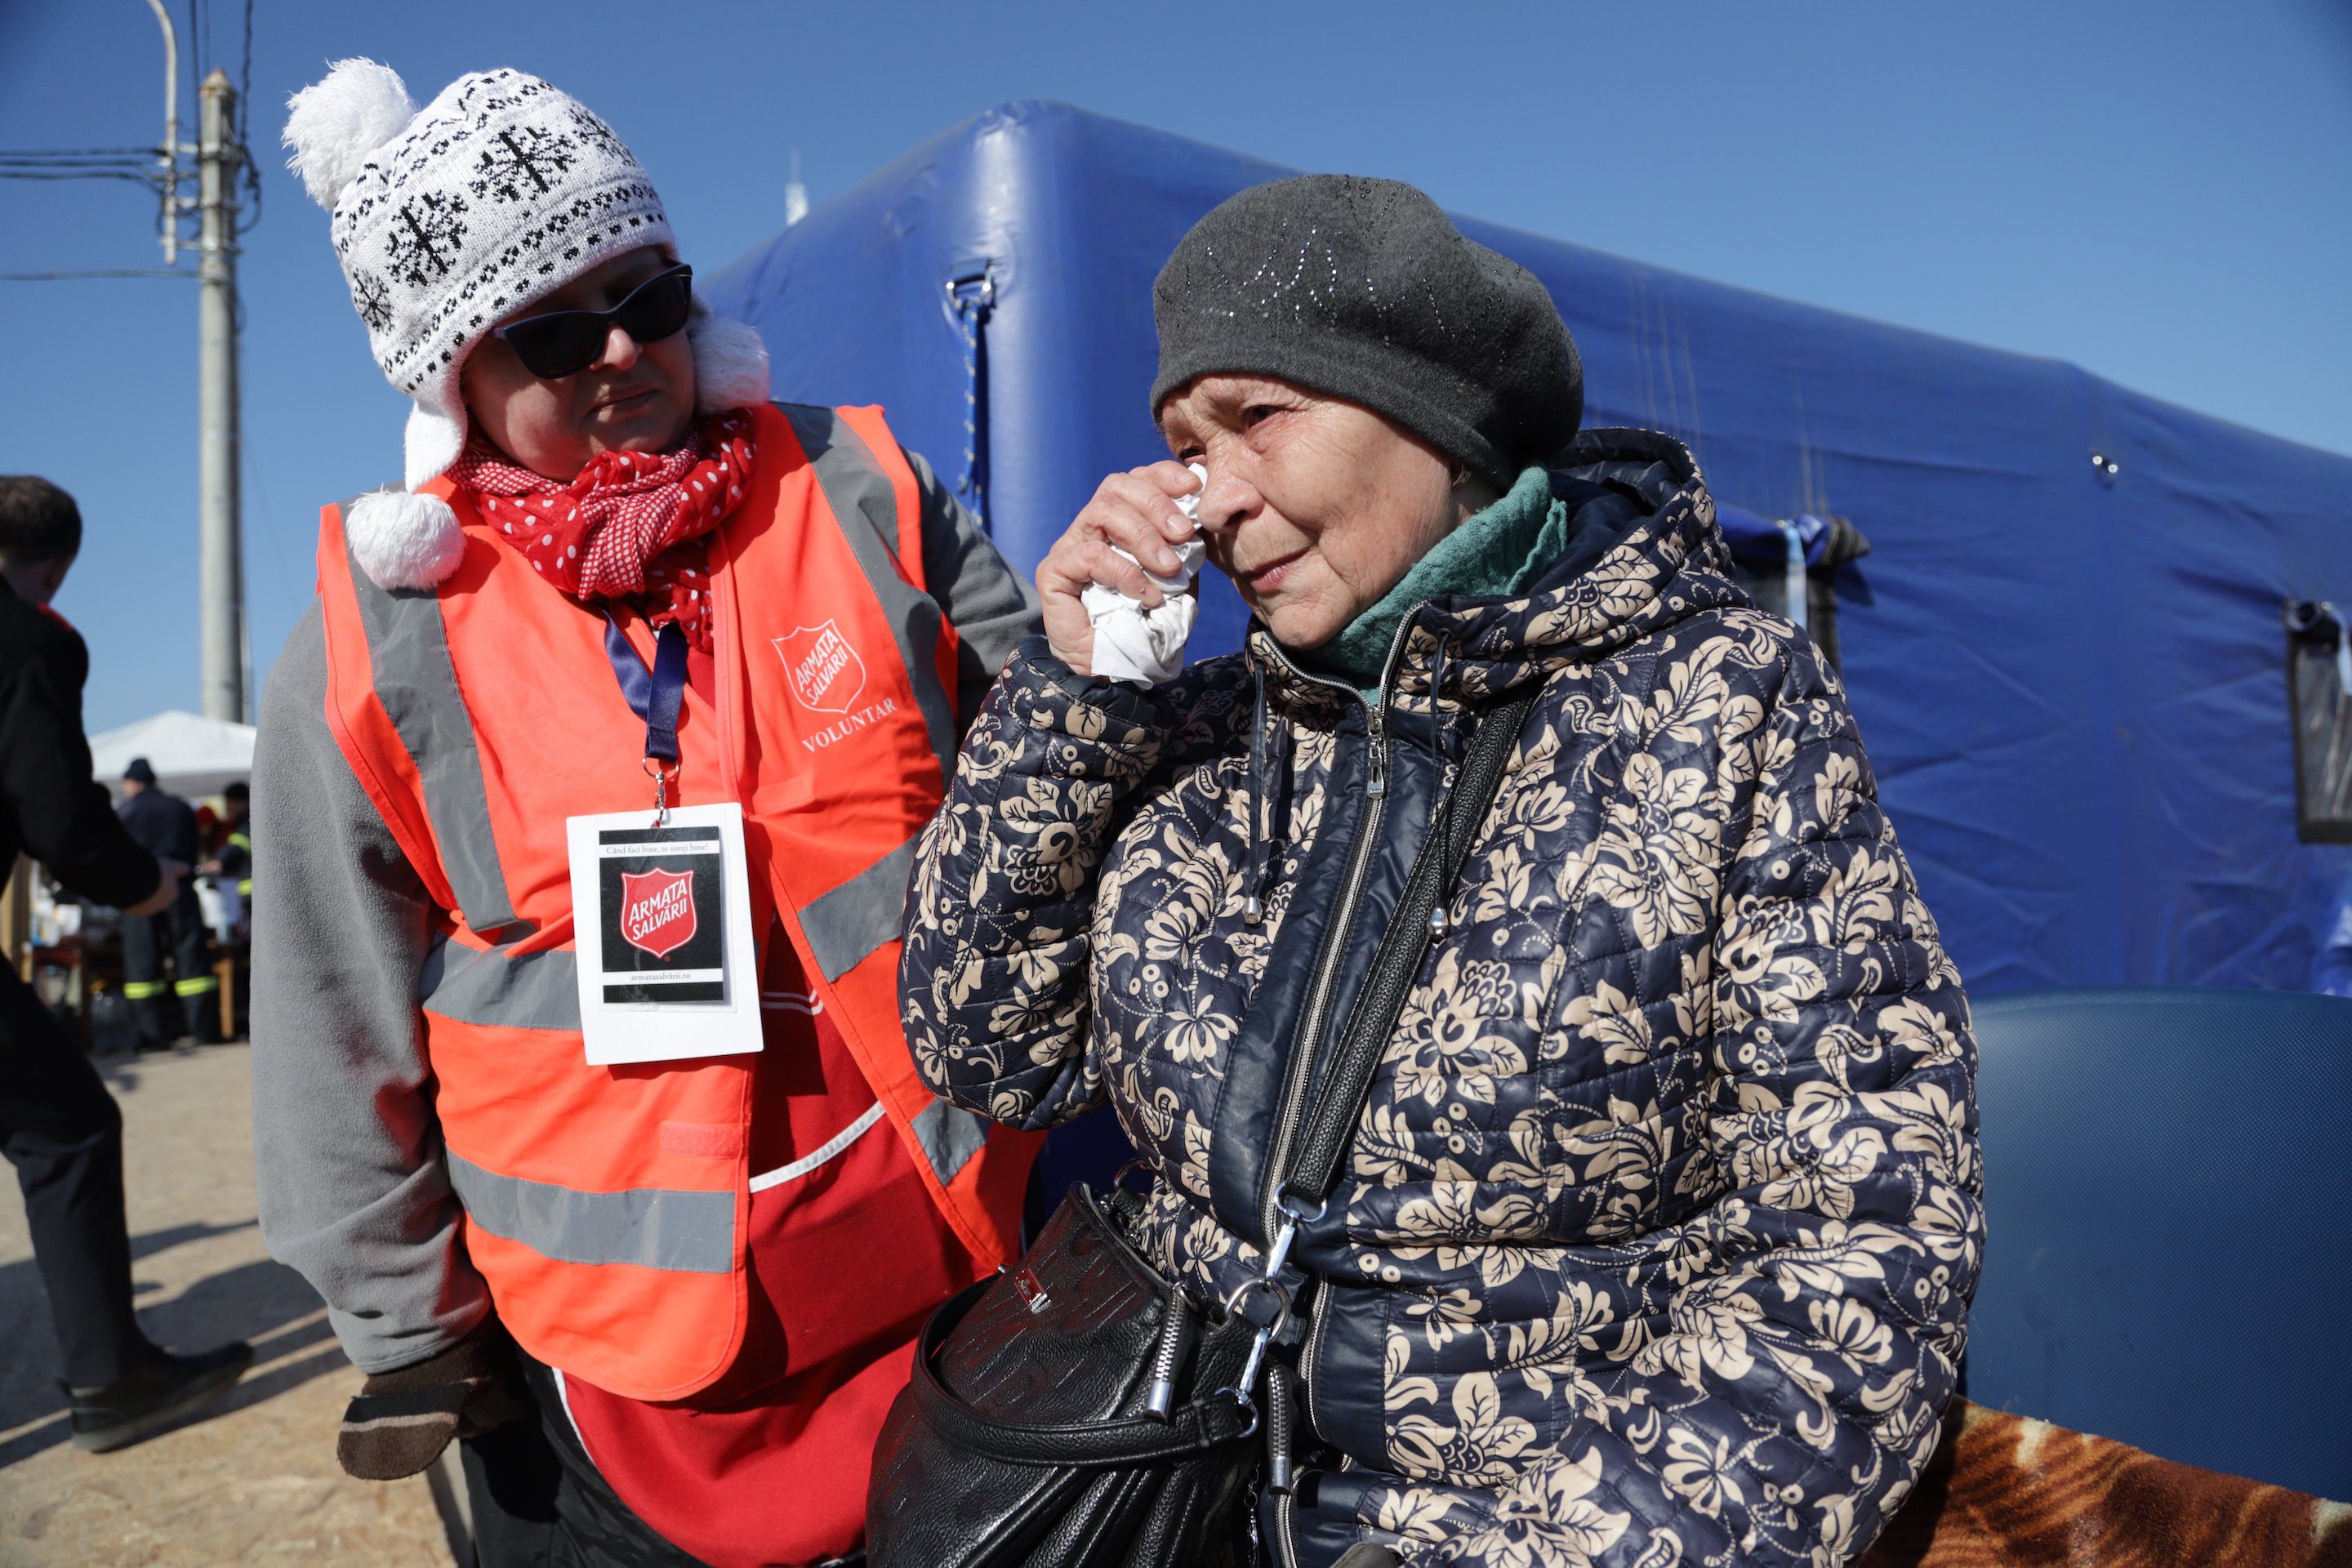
top-left (707, 100), bottom-right (2352, 998)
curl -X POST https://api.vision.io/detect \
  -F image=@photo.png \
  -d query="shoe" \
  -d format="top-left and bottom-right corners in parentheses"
top-left (65, 1341), bottom-right (255, 1453)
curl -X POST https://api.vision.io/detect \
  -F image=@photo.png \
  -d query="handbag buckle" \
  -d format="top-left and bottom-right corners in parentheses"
top-left (1221, 1277), bottom-right (1292, 1396)
top-left (1012, 1266), bottom-right (1051, 1314)
top-left (1257, 1214), bottom-right (1306, 1285)
top-left (1205, 1384), bottom-right (1261, 1441)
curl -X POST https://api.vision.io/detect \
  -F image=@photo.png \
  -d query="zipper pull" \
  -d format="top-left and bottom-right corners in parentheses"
top-left (1366, 714), bottom-right (1388, 798)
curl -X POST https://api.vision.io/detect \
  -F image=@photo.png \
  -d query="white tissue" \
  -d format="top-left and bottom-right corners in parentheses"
top-left (1082, 464), bottom-right (1208, 686)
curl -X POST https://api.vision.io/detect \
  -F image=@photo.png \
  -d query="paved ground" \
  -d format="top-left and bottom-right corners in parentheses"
top-left (0, 1043), bottom-right (457, 1567)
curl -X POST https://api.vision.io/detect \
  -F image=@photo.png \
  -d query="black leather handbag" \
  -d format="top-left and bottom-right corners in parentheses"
top-left (866, 689), bottom-right (1539, 1568)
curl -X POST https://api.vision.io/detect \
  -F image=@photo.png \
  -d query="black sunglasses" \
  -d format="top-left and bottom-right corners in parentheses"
top-left (490, 264), bottom-right (695, 380)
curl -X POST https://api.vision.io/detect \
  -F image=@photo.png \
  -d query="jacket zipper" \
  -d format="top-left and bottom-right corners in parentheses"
top-left (1255, 612), bottom-right (1423, 1568)
top-left (1298, 1274), bottom-right (1334, 1444)
top-left (1254, 610), bottom-right (1421, 1250)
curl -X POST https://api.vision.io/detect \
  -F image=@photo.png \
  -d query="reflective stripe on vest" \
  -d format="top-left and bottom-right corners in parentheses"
top-left (421, 936), bottom-right (579, 1031)
top-left (422, 933), bottom-right (989, 1184)
top-left (799, 835), bottom-right (919, 984)
top-left (778, 406), bottom-right (960, 791)
top-left (339, 517), bottom-right (528, 942)
top-left (911, 1096), bottom-right (989, 1187)
top-left (448, 1153), bottom-right (734, 1274)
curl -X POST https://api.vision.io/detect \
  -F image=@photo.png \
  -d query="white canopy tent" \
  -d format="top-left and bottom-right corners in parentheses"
top-left (87, 710), bottom-right (256, 801)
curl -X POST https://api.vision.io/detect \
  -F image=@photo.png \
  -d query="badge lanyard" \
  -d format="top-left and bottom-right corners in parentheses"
top-left (605, 615), bottom-right (690, 822)
top-left (568, 615), bottom-right (761, 1063)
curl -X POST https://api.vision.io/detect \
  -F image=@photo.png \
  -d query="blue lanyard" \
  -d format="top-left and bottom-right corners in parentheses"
top-left (604, 616), bottom-right (690, 764)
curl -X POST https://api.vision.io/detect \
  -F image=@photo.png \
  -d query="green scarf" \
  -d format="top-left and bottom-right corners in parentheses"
top-left (1294, 465), bottom-right (1565, 697)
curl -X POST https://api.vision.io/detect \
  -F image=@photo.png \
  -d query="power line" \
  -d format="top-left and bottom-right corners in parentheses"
top-left (0, 269), bottom-right (197, 282)
top-left (0, 170), bottom-right (162, 186)
top-left (2, 0), bottom-right (265, 263)
top-left (187, 0), bottom-right (207, 99)
top-left (0, 147), bottom-right (159, 159)
top-left (0, 153), bottom-right (158, 172)
top-left (235, 0), bottom-right (261, 235)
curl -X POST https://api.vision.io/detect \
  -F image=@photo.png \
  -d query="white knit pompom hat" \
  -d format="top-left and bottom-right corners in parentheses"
top-left (284, 60), bottom-right (770, 588)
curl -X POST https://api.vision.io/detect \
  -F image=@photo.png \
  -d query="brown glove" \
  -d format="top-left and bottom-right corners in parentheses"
top-left (336, 1325), bottom-right (529, 1481)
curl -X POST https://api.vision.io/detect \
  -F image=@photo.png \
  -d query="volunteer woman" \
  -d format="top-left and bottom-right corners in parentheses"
top-left (254, 62), bottom-right (1039, 1566)
top-left (902, 176), bottom-right (1984, 1567)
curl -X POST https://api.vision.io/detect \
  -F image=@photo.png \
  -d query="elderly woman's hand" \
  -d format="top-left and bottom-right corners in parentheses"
top-left (1036, 461), bottom-right (1203, 676)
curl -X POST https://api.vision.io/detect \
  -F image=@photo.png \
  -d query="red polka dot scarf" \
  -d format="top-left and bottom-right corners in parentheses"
top-left (452, 412), bottom-right (757, 653)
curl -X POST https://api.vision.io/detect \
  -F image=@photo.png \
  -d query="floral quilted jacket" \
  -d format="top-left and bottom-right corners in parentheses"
top-left (900, 428), bottom-right (1984, 1568)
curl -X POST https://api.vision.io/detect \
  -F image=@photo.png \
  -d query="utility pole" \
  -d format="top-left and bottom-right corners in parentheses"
top-left (196, 69), bottom-right (243, 723)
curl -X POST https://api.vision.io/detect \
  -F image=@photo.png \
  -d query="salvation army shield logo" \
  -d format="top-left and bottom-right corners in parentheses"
top-left (617, 866), bottom-right (698, 960)
top-left (773, 621), bottom-right (866, 715)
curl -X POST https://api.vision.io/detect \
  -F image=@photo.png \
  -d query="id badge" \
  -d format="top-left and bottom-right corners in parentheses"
top-left (564, 802), bottom-right (763, 1066)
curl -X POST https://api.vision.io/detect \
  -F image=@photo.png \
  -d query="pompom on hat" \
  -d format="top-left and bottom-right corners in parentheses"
top-left (284, 60), bottom-right (770, 589)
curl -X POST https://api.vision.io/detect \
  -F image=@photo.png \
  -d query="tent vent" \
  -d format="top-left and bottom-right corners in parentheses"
top-left (2286, 600), bottom-right (2352, 843)
top-left (944, 261), bottom-right (996, 532)
top-left (1718, 507), bottom-right (1871, 670)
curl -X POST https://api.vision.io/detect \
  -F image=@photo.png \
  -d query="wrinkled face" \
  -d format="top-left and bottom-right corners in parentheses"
top-left (1160, 374), bottom-right (1458, 651)
top-left (460, 245), bottom-right (696, 481)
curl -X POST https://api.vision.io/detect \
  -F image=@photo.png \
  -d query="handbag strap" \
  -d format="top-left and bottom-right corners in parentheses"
top-left (1276, 687), bottom-right (1540, 1214)
top-left (907, 1275), bottom-right (1258, 1467)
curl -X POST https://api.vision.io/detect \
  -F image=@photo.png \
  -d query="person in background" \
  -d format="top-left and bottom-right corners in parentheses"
top-left (114, 757), bottom-right (220, 1049)
top-left (0, 474), bottom-right (252, 1450)
top-left (255, 60), bottom-right (1040, 1566)
top-left (201, 781), bottom-right (252, 939)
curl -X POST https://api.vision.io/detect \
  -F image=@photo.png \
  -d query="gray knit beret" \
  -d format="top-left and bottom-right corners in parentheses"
top-left (1151, 176), bottom-right (1583, 488)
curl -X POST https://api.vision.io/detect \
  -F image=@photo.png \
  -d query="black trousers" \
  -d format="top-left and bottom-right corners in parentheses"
top-left (461, 1354), bottom-right (868, 1568)
top-left (459, 1354), bottom-right (712, 1568)
top-left (120, 886), bottom-right (218, 1046)
top-left (0, 965), bottom-right (151, 1387)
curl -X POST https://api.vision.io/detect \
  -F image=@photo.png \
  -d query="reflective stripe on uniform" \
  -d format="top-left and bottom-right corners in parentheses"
top-left (446, 1152), bottom-right (734, 1274)
top-left (912, 1096), bottom-right (991, 1187)
top-left (421, 937), bottom-right (581, 1031)
top-left (777, 407), bottom-right (961, 789)
top-left (174, 975), bottom-right (220, 997)
top-left (799, 836), bottom-right (920, 984)
top-left (747, 1101), bottom-right (886, 1193)
top-left (341, 510), bottom-right (528, 941)
top-left (122, 980), bottom-right (167, 1000)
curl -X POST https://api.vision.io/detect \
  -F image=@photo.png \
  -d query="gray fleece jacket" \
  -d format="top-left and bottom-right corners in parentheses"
top-left (251, 448), bottom-right (1040, 1375)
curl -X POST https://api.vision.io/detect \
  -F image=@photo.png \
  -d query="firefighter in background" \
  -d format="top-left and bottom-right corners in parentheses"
top-left (114, 758), bottom-right (219, 1049)
top-left (255, 62), bottom-right (1040, 1566)
top-left (202, 781), bottom-right (252, 938)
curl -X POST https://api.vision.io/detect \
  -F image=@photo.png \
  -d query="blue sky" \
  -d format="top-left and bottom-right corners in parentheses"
top-left (3, 0), bottom-right (2349, 731)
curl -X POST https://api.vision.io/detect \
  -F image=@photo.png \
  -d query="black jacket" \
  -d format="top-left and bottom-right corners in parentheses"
top-left (117, 788), bottom-right (200, 868)
top-left (0, 581), bottom-right (158, 908)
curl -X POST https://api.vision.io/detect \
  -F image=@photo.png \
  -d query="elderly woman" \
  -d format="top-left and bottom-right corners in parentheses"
top-left (901, 176), bottom-right (1983, 1568)
top-left (257, 60), bottom-right (1038, 1567)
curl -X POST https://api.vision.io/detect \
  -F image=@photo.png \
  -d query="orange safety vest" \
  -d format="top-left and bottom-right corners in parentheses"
top-left (313, 402), bottom-right (1034, 1401)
